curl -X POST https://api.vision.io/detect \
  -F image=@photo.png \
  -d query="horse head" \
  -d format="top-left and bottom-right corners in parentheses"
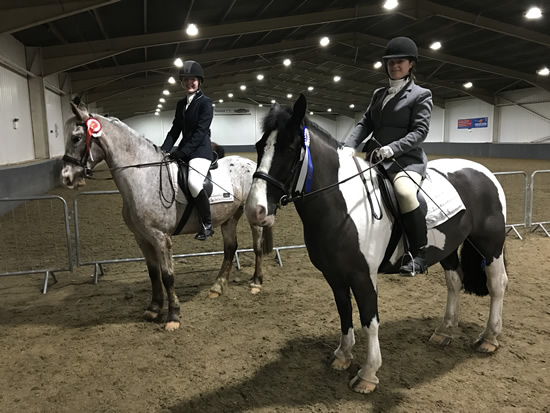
top-left (245, 94), bottom-right (308, 227)
top-left (61, 103), bottom-right (107, 188)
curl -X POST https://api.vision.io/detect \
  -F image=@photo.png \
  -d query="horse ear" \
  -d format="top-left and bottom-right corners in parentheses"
top-left (70, 101), bottom-right (90, 121)
top-left (291, 94), bottom-right (307, 124)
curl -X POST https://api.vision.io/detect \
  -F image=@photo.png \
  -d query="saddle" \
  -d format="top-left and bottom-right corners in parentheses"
top-left (172, 153), bottom-right (219, 235)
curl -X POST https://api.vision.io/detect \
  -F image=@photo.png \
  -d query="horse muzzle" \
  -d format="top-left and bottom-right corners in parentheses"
top-left (61, 165), bottom-right (86, 189)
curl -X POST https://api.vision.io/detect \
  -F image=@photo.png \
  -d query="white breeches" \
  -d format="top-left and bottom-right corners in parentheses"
top-left (188, 157), bottom-right (211, 198)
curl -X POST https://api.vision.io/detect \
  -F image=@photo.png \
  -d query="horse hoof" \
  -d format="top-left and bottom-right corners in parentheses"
top-left (164, 321), bottom-right (180, 331)
top-left (472, 339), bottom-right (498, 353)
top-left (250, 285), bottom-right (261, 295)
top-left (208, 291), bottom-right (221, 298)
top-left (329, 355), bottom-right (352, 371)
top-left (143, 310), bottom-right (159, 321)
top-left (349, 376), bottom-right (377, 394)
top-left (429, 332), bottom-right (452, 347)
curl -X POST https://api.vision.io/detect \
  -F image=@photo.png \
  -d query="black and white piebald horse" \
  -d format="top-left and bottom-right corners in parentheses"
top-left (245, 95), bottom-right (508, 394)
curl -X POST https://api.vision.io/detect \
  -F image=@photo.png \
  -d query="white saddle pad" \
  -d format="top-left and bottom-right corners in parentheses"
top-left (169, 163), bottom-right (235, 205)
top-left (422, 168), bottom-right (465, 229)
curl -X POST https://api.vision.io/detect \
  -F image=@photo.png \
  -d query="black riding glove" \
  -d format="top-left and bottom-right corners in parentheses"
top-left (168, 150), bottom-right (187, 161)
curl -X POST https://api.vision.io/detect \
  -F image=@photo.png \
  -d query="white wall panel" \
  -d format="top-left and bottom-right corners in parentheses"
top-left (0, 65), bottom-right (34, 165)
top-left (0, 34), bottom-right (26, 68)
top-left (426, 105), bottom-right (445, 142)
top-left (445, 99), bottom-right (494, 143)
top-left (45, 89), bottom-right (65, 157)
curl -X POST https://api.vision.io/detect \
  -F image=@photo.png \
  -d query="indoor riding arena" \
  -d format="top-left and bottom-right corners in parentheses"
top-left (1, 1), bottom-right (550, 412)
top-left (1, 154), bottom-right (549, 412)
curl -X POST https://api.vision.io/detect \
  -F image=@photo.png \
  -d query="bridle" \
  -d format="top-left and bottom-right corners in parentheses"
top-left (62, 117), bottom-right (104, 177)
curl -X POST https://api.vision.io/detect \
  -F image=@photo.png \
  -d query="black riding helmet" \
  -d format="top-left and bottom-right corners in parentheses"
top-left (383, 37), bottom-right (418, 61)
top-left (179, 60), bottom-right (204, 83)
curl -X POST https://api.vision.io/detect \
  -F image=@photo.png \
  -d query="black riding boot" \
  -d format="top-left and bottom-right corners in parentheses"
top-left (194, 189), bottom-right (215, 241)
top-left (399, 206), bottom-right (428, 276)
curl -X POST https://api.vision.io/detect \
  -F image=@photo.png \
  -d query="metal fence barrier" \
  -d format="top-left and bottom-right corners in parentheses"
top-left (529, 170), bottom-right (550, 237)
top-left (0, 195), bottom-right (72, 293)
top-left (494, 171), bottom-right (529, 240)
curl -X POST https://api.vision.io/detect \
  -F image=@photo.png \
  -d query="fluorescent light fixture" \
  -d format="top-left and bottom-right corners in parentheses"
top-left (186, 23), bottom-right (198, 36)
top-left (333, 75), bottom-right (341, 82)
top-left (374, 61), bottom-right (383, 69)
top-left (154, 112), bottom-right (160, 116)
top-left (349, 104), bottom-right (355, 108)
top-left (259, 104), bottom-right (263, 107)
top-left (162, 90), bottom-right (170, 95)
top-left (536, 67), bottom-right (549, 76)
top-left (218, 99), bottom-right (224, 103)
top-left (283, 58), bottom-right (291, 66)
top-left (430, 41), bottom-right (442, 50)
top-left (271, 99), bottom-right (276, 104)
top-left (525, 7), bottom-right (542, 19)
top-left (320, 37), bottom-right (330, 47)
top-left (257, 74), bottom-right (264, 80)
top-left (287, 94), bottom-right (293, 99)
top-left (168, 76), bottom-right (176, 84)
top-left (159, 98), bottom-right (166, 103)
top-left (383, 0), bottom-right (398, 10)
top-left (174, 58), bottom-right (183, 67)
top-left (463, 82), bottom-right (473, 88)
top-left (327, 108), bottom-right (332, 112)
top-left (157, 104), bottom-right (163, 108)
top-left (212, 103), bottom-right (215, 107)
top-left (308, 86), bottom-right (314, 91)
top-left (228, 93), bottom-right (234, 98)
top-left (240, 85), bottom-right (246, 91)
top-left (309, 111), bottom-right (314, 115)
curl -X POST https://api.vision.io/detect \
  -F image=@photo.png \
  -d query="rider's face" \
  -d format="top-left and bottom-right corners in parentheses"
top-left (386, 58), bottom-right (414, 80)
top-left (181, 76), bottom-right (200, 94)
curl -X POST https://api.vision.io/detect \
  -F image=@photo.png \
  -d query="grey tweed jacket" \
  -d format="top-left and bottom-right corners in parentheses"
top-left (345, 79), bottom-right (433, 177)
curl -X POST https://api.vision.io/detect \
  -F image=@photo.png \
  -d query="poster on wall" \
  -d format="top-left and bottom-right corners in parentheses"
top-left (214, 108), bottom-right (251, 115)
top-left (458, 117), bottom-right (488, 129)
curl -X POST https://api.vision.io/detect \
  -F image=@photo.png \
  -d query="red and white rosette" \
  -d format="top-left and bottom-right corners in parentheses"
top-left (85, 117), bottom-right (102, 161)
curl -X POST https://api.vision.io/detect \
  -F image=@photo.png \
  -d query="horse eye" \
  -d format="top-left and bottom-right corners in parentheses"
top-left (71, 135), bottom-right (81, 143)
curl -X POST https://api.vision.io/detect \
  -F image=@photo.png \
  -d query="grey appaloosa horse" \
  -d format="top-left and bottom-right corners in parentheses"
top-left (62, 103), bottom-right (272, 331)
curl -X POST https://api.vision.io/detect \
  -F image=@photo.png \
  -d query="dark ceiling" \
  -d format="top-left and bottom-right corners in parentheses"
top-left (6, 0), bottom-right (550, 119)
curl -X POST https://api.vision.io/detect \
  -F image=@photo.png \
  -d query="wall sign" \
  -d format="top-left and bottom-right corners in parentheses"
top-left (458, 117), bottom-right (488, 129)
top-left (214, 108), bottom-right (251, 115)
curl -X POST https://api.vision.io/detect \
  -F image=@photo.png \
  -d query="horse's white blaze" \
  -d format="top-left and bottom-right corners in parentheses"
top-left (358, 317), bottom-right (381, 384)
top-left (337, 150), bottom-right (393, 277)
top-left (334, 327), bottom-right (356, 361)
top-left (246, 130), bottom-right (278, 226)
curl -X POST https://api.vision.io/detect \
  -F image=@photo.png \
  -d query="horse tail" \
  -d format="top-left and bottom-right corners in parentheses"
top-left (262, 226), bottom-right (274, 254)
top-left (460, 240), bottom-right (489, 296)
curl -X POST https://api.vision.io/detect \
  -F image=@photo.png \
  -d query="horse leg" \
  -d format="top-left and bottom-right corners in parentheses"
top-left (154, 234), bottom-right (181, 331)
top-left (134, 236), bottom-right (164, 322)
top-left (473, 254), bottom-right (508, 353)
top-left (325, 279), bottom-right (355, 372)
top-left (348, 273), bottom-right (381, 394)
top-left (430, 251), bottom-right (462, 347)
top-left (249, 224), bottom-right (264, 295)
top-left (209, 215), bottom-right (240, 298)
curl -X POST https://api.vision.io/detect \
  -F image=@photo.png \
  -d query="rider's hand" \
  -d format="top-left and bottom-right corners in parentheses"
top-left (341, 146), bottom-right (356, 157)
top-left (376, 146), bottom-right (394, 161)
top-left (168, 150), bottom-right (183, 161)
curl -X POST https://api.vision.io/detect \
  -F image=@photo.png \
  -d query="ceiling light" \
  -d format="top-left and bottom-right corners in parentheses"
top-left (257, 74), bottom-right (264, 80)
top-left (308, 86), bottom-right (314, 91)
top-left (212, 103), bottom-right (216, 107)
top-left (463, 82), bottom-right (473, 88)
top-left (174, 58), bottom-right (183, 67)
top-left (159, 98), bottom-right (166, 103)
top-left (383, 0), bottom-right (398, 10)
top-left (320, 37), bottom-right (330, 47)
top-left (430, 41), bottom-right (442, 50)
top-left (186, 23), bottom-right (198, 36)
top-left (157, 104), bottom-right (163, 108)
top-left (155, 108), bottom-right (160, 112)
top-left (327, 108), bottom-right (332, 112)
top-left (259, 104), bottom-right (263, 107)
top-left (219, 99), bottom-right (224, 103)
top-left (309, 111), bottom-right (314, 115)
top-left (240, 85), bottom-right (246, 91)
top-left (349, 104), bottom-right (355, 108)
top-left (536, 67), bottom-right (549, 76)
top-left (283, 58), bottom-right (291, 66)
top-left (333, 75), bottom-right (341, 82)
top-left (271, 99), bottom-right (276, 104)
top-left (162, 89), bottom-right (170, 95)
top-left (287, 93), bottom-right (293, 99)
top-left (154, 112), bottom-right (160, 116)
top-left (168, 76), bottom-right (176, 84)
top-left (374, 61), bottom-right (382, 69)
top-left (525, 7), bottom-right (542, 19)
top-left (228, 93), bottom-right (234, 98)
